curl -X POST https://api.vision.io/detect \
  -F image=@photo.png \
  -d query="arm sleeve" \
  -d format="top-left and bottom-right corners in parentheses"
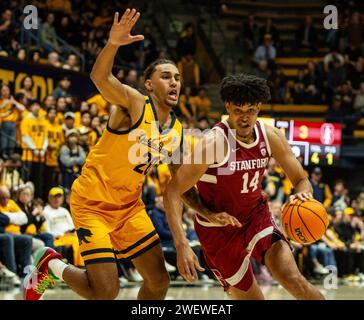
top-left (42, 134), bottom-right (48, 152)
top-left (22, 136), bottom-right (37, 150)
top-left (2, 211), bottom-right (28, 225)
top-left (59, 146), bottom-right (75, 167)
top-left (75, 146), bottom-right (86, 165)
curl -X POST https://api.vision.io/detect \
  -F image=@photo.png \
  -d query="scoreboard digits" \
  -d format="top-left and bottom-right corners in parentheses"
top-left (270, 119), bottom-right (342, 166)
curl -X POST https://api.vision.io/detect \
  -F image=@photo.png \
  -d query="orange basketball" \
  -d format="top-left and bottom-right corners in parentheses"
top-left (281, 198), bottom-right (329, 244)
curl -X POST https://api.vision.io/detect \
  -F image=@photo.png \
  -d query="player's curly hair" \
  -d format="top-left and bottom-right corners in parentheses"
top-left (220, 73), bottom-right (271, 106)
top-left (143, 59), bottom-right (176, 80)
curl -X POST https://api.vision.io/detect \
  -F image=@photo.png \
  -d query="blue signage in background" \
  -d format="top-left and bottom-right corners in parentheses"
top-left (0, 56), bottom-right (96, 101)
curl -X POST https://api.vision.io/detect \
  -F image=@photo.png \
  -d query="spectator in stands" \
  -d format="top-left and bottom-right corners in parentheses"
top-left (0, 85), bottom-right (25, 159)
top-left (253, 59), bottom-right (271, 80)
top-left (308, 243), bottom-right (334, 275)
top-left (14, 92), bottom-right (29, 111)
top-left (353, 82), bottom-right (364, 115)
top-left (17, 48), bottom-right (26, 61)
top-left (263, 160), bottom-right (285, 202)
top-left (62, 53), bottom-right (80, 72)
top-left (43, 95), bottom-right (56, 110)
top-left (32, 50), bottom-right (41, 64)
top-left (52, 76), bottom-right (72, 101)
top-left (44, 107), bottom-right (64, 196)
top-left (344, 44), bottom-right (361, 64)
top-left (324, 48), bottom-right (345, 73)
top-left (20, 100), bottom-right (48, 199)
top-left (87, 93), bottom-right (109, 117)
top-left (304, 60), bottom-right (324, 94)
top-left (347, 12), bottom-right (363, 48)
top-left (8, 39), bottom-right (21, 58)
top-left (239, 15), bottom-right (259, 52)
top-left (177, 54), bottom-right (200, 89)
top-left (292, 69), bottom-right (306, 104)
top-left (259, 18), bottom-right (280, 49)
top-left (0, 9), bottom-right (13, 52)
top-left (332, 209), bottom-right (364, 278)
top-left (327, 94), bottom-right (346, 123)
top-left (176, 22), bottom-right (196, 58)
top-left (254, 34), bottom-right (277, 66)
top-left (41, 13), bottom-right (60, 51)
top-left (62, 111), bottom-right (76, 137)
top-left (16, 183), bottom-right (54, 248)
top-left (332, 180), bottom-right (349, 211)
top-left (295, 16), bottom-right (317, 52)
top-left (0, 185), bottom-right (32, 278)
top-left (55, 96), bottom-right (69, 124)
top-left (82, 29), bottom-right (102, 70)
top-left (90, 116), bottom-right (102, 142)
top-left (327, 60), bottom-right (347, 101)
top-left (339, 82), bottom-right (354, 113)
top-left (310, 167), bottom-right (332, 209)
top-left (271, 66), bottom-right (289, 103)
top-left (193, 87), bottom-right (212, 119)
top-left (141, 24), bottom-right (158, 69)
top-left (347, 59), bottom-right (364, 93)
top-left (124, 69), bottom-right (139, 89)
top-left (0, 155), bottom-right (24, 190)
top-left (47, 51), bottom-right (62, 68)
top-left (19, 76), bottom-right (34, 101)
top-left (43, 187), bottom-right (84, 266)
top-left (177, 86), bottom-right (197, 120)
top-left (59, 129), bottom-right (85, 190)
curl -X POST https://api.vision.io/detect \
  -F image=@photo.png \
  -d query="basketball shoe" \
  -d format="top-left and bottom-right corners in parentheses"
top-left (23, 247), bottom-right (63, 300)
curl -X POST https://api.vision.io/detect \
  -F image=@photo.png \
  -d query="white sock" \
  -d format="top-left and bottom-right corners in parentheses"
top-left (49, 259), bottom-right (68, 281)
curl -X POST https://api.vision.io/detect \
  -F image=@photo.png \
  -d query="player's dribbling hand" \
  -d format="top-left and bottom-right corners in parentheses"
top-left (202, 211), bottom-right (242, 228)
top-left (108, 9), bottom-right (144, 47)
top-left (289, 192), bottom-right (313, 204)
top-left (177, 245), bottom-right (205, 283)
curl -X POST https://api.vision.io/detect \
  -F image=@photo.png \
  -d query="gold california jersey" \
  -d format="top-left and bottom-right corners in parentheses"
top-left (72, 96), bottom-right (182, 205)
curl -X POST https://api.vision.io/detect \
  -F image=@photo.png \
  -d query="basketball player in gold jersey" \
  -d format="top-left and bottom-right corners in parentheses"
top-left (24, 9), bottom-right (184, 300)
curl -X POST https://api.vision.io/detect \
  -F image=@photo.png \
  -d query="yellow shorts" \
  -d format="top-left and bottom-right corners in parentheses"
top-left (70, 191), bottom-right (160, 265)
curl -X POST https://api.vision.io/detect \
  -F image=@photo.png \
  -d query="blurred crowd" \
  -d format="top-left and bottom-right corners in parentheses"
top-left (237, 11), bottom-right (364, 131)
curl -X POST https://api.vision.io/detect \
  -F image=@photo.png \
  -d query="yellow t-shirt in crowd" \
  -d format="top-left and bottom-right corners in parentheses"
top-left (46, 120), bottom-right (64, 167)
top-left (192, 96), bottom-right (212, 117)
top-left (20, 114), bottom-right (48, 162)
top-left (87, 94), bottom-right (108, 116)
top-left (0, 98), bottom-right (20, 123)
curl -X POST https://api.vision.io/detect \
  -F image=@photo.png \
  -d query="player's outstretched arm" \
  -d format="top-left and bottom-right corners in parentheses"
top-left (266, 125), bottom-right (313, 203)
top-left (90, 9), bottom-right (145, 115)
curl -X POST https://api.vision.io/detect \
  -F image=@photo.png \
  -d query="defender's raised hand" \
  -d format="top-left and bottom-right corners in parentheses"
top-left (108, 9), bottom-right (144, 47)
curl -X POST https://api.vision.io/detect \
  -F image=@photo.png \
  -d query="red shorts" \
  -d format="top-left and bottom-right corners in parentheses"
top-left (194, 199), bottom-right (289, 292)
